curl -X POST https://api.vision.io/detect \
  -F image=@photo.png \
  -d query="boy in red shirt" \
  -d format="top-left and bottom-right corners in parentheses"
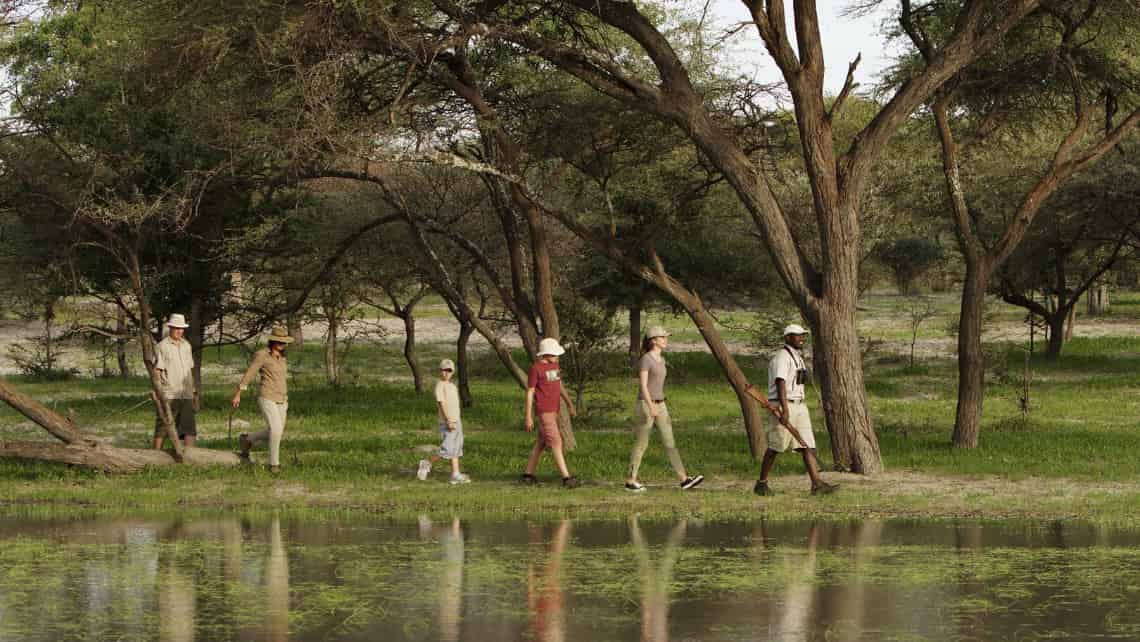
top-left (521, 338), bottom-right (580, 488)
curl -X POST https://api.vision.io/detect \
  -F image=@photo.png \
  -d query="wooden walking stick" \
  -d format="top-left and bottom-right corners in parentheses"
top-left (743, 383), bottom-right (811, 450)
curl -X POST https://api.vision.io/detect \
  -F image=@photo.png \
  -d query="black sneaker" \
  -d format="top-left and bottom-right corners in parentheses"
top-left (811, 482), bottom-right (838, 496)
top-left (625, 481), bottom-right (646, 493)
top-left (562, 476), bottom-right (581, 489)
top-left (680, 475), bottom-right (704, 490)
top-left (753, 480), bottom-right (774, 496)
top-left (519, 473), bottom-right (538, 485)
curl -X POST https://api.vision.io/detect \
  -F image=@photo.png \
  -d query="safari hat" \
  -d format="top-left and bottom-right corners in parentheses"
top-left (265, 326), bottom-right (295, 344)
top-left (645, 325), bottom-right (671, 339)
top-left (536, 337), bottom-right (565, 357)
top-left (439, 358), bottom-right (456, 371)
top-left (783, 324), bottom-right (809, 336)
top-left (166, 313), bottom-right (190, 329)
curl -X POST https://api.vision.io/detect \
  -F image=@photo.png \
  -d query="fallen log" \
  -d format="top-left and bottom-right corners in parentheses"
top-left (0, 441), bottom-right (242, 473)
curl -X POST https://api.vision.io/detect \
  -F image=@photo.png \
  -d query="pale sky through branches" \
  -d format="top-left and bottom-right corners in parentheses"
top-left (706, 0), bottom-right (897, 94)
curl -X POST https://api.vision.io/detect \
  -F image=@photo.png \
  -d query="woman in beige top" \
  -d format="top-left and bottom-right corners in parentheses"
top-left (231, 326), bottom-right (292, 472)
top-left (626, 326), bottom-right (702, 492)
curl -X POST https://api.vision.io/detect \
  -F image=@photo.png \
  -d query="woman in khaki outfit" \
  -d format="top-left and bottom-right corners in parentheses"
top-left (231, 326), bottom-right (292, 473)
top-left (625, 326), bottom-right (703, 492)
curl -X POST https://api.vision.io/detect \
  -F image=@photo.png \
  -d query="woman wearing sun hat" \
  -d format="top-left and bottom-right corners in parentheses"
top-left (625, 325), bottom-right (703, 492)
top-left (232, 326), bottom-right (293, 473)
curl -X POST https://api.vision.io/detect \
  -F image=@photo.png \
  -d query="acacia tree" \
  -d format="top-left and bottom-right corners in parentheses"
top-left (894, 1), bottom-right (1140, 446)
top-left (422, 0), bottom-right (1072, 473)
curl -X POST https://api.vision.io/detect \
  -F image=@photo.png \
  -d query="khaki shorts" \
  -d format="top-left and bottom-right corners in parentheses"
top-left (154, 398), bottom-right (196, 438)
top-left (766, 403), bottom-right (816, 453)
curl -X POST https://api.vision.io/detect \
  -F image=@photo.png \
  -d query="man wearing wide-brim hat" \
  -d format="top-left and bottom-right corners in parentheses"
top-left (153, 313), bottom-right (199, 450)
top-left (754, 324), bottom-right (837, 497)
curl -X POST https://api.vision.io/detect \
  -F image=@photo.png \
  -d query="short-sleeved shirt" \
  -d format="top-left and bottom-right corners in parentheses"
top-left (238, 348), bottom-right (289, 402)
top-left (636, 352), bottom-right (667, 401)
top-left (435, 379), bottom-right (461, 424)
top-left (527, 360), bottom-right (562, 414)
top-left (767, 345), bottom-right (807, 401)
top-left (155, 337), bottom-right (195, 399)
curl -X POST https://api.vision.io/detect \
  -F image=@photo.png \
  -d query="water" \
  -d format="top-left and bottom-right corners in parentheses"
top-left (0, 515), bottom-right (1137, 641)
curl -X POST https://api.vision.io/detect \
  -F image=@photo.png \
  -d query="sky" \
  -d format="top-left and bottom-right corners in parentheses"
top-left (706, 0), bottom-right (898, 94)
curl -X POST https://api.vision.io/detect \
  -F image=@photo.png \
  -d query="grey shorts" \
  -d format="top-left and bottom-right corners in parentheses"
top-left (438, 420), bottom-right (464, 459)
top-left (154, 397), bottom-right (196, 438)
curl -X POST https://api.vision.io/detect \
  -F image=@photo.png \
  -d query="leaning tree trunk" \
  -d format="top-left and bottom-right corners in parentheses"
top-left (402, 312), bottom-right (424, 394)
top-left (324, 307), bottom-right (340, 386)
top-left (952, 264), bottom-right (989, 449)
top-left (456, 317), bottom-right (474, 408)
top-left (0, 379), bottom-right (239, 472)
top-left (127, 255), bottom-right (184, 462)
top-left (809, 296), bottom-right (882, 473)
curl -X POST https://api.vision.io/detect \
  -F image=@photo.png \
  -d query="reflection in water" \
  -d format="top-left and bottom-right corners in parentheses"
top-left (629, 517), bottom-right (686, 642)
top-left (1, 516), bottom-right (1139, 641)
top-left (527, 520), bottom-right (571, 642)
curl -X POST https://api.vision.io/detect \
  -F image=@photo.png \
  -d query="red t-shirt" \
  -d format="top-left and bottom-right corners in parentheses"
top-left (527, 360), bottom-right (562, 414)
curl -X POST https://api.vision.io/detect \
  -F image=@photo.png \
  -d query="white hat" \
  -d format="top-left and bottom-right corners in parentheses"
top-left (645, 325), bottom-right (671, 339)
top-left (536, 337), bottom-right (565, 357)
top-left (439, 358), bottom-right (455, 371)
top-left (166, 313), bottom-right (189, 329)
top-left (783, 324), bottom-right (809, 336)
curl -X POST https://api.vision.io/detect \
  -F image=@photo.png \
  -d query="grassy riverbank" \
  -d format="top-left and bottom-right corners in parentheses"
top-left (2, 294), bottom-right (1140, 524)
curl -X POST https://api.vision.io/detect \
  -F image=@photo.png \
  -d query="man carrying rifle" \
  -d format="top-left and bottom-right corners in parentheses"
top-left (748, 324), bottom-right (838, 497)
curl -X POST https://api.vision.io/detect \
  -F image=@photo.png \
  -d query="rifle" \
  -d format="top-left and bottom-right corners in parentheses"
top-left (743, 383), bottom-right (810, 450)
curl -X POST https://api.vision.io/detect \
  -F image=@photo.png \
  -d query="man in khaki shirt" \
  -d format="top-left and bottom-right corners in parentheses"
top-left (153, 313), bottom-right (199, 449)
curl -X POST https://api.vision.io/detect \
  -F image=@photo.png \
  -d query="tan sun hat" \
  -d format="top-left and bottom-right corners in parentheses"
top-left (536, 337), bottom-right (565, 357)
top-left (265, 326), bottom-right (295, 344)
top-left (440, 358), bottom-right (455, 371)
top-left (166, 313), bottom-right (189, 329)
top-left (645, 325), bottom-right (671, 339)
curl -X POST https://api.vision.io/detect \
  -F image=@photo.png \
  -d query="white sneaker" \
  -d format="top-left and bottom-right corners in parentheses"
top-left (417, 459), bottom-right (431, 480)
top-left (625, 481), bottom-right (646, 493)
top-left (449, 473), bottom-right (471, 485)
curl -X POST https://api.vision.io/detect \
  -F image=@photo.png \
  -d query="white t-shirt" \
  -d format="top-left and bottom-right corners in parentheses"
top-left (155, 337), bottom-right (195, 399)
top-left (435, 379), bottom-right (461, 424)
top-left (767, 345), bottom-right (807, 401)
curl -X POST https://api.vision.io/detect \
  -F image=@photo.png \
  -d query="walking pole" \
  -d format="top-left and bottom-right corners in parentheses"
top-left (744, 384), bottom-right (811, 449)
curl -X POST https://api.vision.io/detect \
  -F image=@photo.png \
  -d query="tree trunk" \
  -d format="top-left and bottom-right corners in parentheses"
top-left (1063, 305), bottom-right (1076, 342)
top-left (1045, 310), bottom-right (1067, 360)
top-left (0, 441), bottom-right (240, 473)
top-left (116, 306), bottom-right (130, 378)
top-left (673, 288), bottom-right (766, 458)
top-left (952, 264), bottom-right (989, 449)
top-left (403, 312), bottom-right (424, 393)
top-left (1087, 284), bottom-right (1109, 315)
top-left (287, 312), bottom-right (304, 346)
top-left (456, 317), bottom-right (474, 407)
top-left (189, 296), bottom-right (204, 397)
top-left (42, 300), bottom-right (56, 371)
top-left (324, 307), bottom-right (339, 386)
top-left (809, 298), bottom-right (882, 473)
top-left (0, 379), bottom-right (91, 444)
top-left (629, 305), bottom-right (641, 368)
top-left (127, 256), bottom-right (184, 462)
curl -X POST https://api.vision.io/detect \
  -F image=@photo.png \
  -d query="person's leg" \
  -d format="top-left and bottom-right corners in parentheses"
top-left (450, 457), bottom-right (461, 476)
top-left (540, 413), bottom-right (572, 478)
top-left (152, 412), bottom-right (165, 450)
top-left (268, 402), bottom-right (287, 468)
top-left (800, 448), bottom-right (823, 485)
top-left (654, 404), bottom-right (688, 481)
top-left (759, 449), bottom-right (779, 481)
top-left (524, 439), bottom-right (544, 475)
top-left (177, 399), bottom-right (197, 448)
top-left (256, 399), bottom-right (286, 468)
top-left (627, 401), bottom-right (654, 483)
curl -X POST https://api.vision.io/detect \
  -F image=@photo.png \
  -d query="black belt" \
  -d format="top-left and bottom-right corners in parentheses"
top-left (770, 399), bottom-right (803, 404)
top-left (648, 398), bottom-right (666, 403)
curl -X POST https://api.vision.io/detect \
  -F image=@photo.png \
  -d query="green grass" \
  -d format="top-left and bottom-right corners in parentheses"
top-left (3, 296), bottom-right (1140, 523)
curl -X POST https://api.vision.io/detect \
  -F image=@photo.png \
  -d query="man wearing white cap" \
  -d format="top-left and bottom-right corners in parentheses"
top-left (520, 337), bottom-right (580, 488)
top-left (153, 313), bottom-right (199, 450)
top-left (754, 324), bottom-right (837, 496)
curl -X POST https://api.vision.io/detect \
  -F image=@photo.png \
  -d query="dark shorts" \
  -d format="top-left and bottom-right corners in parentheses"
top-left (154, 398), bottom-right (197, 438)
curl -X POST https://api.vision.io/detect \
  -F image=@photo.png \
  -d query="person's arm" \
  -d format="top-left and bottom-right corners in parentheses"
top-left (776, 378), bottom-right (789, 420)
top-left (231, 351), bottom-right (263, 408)
top-left (638, 367), bottom-right (658, 418)
top-left (524, 387), bottom-right (536, 430)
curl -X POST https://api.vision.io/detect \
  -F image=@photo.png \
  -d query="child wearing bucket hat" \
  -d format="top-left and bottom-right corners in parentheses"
top-left (625, 325), bottom-right (703, 492)
top-left (417, 358), bottom-right (470, 484)
top-left (520, 338), bottom-right (581, 488)
top-left (232, 326), bottom-right (293, 473)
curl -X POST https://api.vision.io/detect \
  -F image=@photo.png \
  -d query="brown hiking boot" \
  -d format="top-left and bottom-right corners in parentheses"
top-left (237, 433), bottom-right (252, 462)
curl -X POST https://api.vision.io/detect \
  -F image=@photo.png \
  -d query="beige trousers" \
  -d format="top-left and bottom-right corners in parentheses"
top-left (252, 398), bottom-right (288, 466)
top-left (629, 400), bottom-right (686, 480)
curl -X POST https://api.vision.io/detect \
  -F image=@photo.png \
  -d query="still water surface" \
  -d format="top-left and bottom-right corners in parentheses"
top-left (0, 515), bottom-right (1137, 641)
